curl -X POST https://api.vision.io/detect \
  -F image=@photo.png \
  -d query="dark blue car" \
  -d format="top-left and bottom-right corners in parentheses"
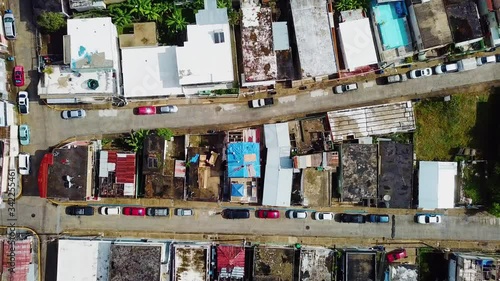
top-left (366, 214), bottom-right (390, 223)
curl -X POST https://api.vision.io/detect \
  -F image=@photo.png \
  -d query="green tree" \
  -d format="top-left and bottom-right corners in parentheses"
top-left (124, 129), bottom-right (150, 152)
top-left (166, 8), bottom-right (188, 32)
top-left (157, 128), bottom-right (174, 140)
top-left (109, 5), bottom-right (133, 27)
top-left (37, 12), bottom-right (66, 33)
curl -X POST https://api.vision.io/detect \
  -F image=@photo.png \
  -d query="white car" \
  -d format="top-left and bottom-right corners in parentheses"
top-left (18, 91), bottom-right (29, 114)
top-left (416, 214), bottom-right (442, 224)
top-left (61, 109), bottom-right (86, 119)
top-left (313, 212), bottom-right (334, 221)
top-left (476, 55), bottom-right (496, 66)
top-left (99, 206), bottom-right (121, 215)
top-left (18, 153), bottom-right (30, 175)
top-left (409, 68), bottom-right (432, 79)
top-left (158, 105), bottom-right (178, 113)
top-left (175, 208), bottom-right (193, 216)
top-left (434, 63), bottom-right (458, 74)
top-left (334, 83), bottom-right (358, 94)
top-left (286, 210), bottom-right (307, 219)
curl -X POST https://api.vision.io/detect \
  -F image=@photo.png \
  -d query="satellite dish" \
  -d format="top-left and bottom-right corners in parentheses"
top-left (383, 195), bottom-right (391, 201)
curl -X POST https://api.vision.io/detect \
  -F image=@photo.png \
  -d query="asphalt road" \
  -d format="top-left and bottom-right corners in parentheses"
top-left (3, 197), bottom-right (500, 241)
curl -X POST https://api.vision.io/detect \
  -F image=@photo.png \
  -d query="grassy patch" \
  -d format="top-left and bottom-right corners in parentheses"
top-left (415, 92), bottom-right (490, 161)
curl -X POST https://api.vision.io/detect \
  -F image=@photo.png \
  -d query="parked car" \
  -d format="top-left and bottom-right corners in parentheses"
top-left (122, 207), bottom-right (146, 216)
top-left (3, 10), bottom-right (16, 40)
top-left (222, 209), bottom-right (250, 219)
top-left (136, 106), bottom-right (156, 115)
top-left (313, 212), bottom-right (334, 221)
top-left (248, 98), bottom-right (274, 108)
top-left (257, 209), bottom-right (280, 219)
top-left (66, 206), bottom-right (94, 216)
top-left (13, 65), bottom-right (24, 86)
top-left (476, 55), bottom-right (496, 66)
top-left (434, 63), bottom-right (459, 74)
top-left (61, 109), bottom-right (86, 119)
top-left (409, 68), bottom-right (432, 79)
top-left (386, 248), bottom-right (408, 262)
top-left (158, 105), bottom-right (178, 113)
top-left (19, 125), bottom-right (30, 146)
top-left (366, 214), bottom-right (390, 223)
top-left (18, 153), bottom-right (30, 175)
top-left (496, 54), bottom-right (500, 62)
top-left (334, 83), bottom-right (358, 94)
top-left (99, 206), bottom-right (121, 215)
top-left (286, 210), bottom-right (307, 219)
top-left (416, 214), bottom-right (442, 224)
top-left (18, 91), bottom-right (29, 114)
top-left (146, 207), bottom-right (169, 217)
top-left (386, 74), bottom-right (407, 84)
top-left (175, 208), bottom-right (193, 216)
top-left (340, 213), bottom-right (366, 223)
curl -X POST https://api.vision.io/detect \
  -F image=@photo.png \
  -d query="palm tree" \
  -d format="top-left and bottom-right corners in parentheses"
top-left (166, 8), bottom-right (188, 32)
top-left (109, 5), bottom-right (133, 27)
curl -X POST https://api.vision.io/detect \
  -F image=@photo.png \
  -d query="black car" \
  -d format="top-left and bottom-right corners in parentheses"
top-left (248, 98), bottom-right (274, 108)
top-left (65, 206), bottom-right (94, 216)
top-left (222, 209), bottom-right (250, 219)
top-left (340, 213), bottom-right (366, 223)
top-left (146, 207), bottom-right (169, 217)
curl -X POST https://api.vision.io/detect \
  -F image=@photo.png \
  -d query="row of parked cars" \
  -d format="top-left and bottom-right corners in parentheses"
top-left (65, 206), bottom-right (193, 217)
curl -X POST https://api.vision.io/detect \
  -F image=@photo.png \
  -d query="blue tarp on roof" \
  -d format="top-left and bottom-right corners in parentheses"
top-left (231, 183), bottom-right (244, 197)
top-left (227, 142), bottom-right (261, 178)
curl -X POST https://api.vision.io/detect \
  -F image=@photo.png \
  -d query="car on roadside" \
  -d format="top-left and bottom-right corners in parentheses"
top-left (98, 206), bottom-right (121, 215)
top-left (18, 91), bottom-right (29, 114)
top-left (66, 206), bottom-right (94, 216)
top-left (3, 10), bottom-right (16, 40)
top-left (136, 106), bottom-right (156, 115)
top-left (19, 124), bottom-right (30, 146)
top-left (409, 68), bottom-right (432, 79)
top-left (13, 65), bottom-right (24, 86)
top-left (257, 209), bottom-right (280, 219)
top-left (158, 105), bottom-right (178, 113)
top-left (286, 210), bottom-right (308, 219)
top-left (175, 208), bottom-right (193, 216)
top-left (18, 153), bottom-right (30, 175)
top-left (366, 214), bottom-right (390, 223)
top-left (476, 55), bottom-right (496, 66)
top-left (334, 83), bottom-right (358, 94)
top-left (146, 207), bottom-right (169, 217)
top-left (313, 212), bottom-right (334, 221)
top-left (385, 74), bottom-right (407, 84)
top-left (434, 63), bottom-right (459, 74)
top-left (122, 206), bottom-right (146, 216)
top-left (386, 248), bottom-right (407, 262)
top-left (340, 213), bottom-right (366, 223)
top-left (415, 214), bottom-right (442, 224)
top-left (248, 98), bottom-right (274, 108)
top-left (61, 109), bottom-right (86, 119)
top-left (222, 209), bottom-right (250, 219)
top-left (496, 54), bottom-right (500, 62)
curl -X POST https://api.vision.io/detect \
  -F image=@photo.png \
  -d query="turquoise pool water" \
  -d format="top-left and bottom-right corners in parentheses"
top-left (372, 1), bottom-right (409, 50)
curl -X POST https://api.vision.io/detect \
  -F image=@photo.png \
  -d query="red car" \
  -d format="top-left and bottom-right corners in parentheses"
top-left (122, 207), bottom-right (146, 216)
top-left (13, 66), bottom-right (24, 87)
top-left (136, 106), bottom-right (156, 115)
top-left (257, 209), bottom-right (280, 219)
top-left (386, 248), bottom-right (407, 262)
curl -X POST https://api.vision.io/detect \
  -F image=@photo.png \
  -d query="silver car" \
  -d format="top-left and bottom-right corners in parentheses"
top-left (61, 109), bottom-right (86, 119)
top-left (175, 208), bottom-right (193, 216)
top-left (158, 105), bottom-right (178, 113)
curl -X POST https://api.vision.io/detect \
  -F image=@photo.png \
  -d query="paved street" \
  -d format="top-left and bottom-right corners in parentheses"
top-left (22, 63), bottom-right (500, 152)
top-left (2, 197), bottom-right (500, 242)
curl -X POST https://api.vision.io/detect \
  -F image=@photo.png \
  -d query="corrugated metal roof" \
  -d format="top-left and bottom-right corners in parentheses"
top-left (2, 239), bottom-right (32, 281)
top-left (217, 245), bottom-right (245, 278)
top-left (115, 153), bottom-right (136, 184)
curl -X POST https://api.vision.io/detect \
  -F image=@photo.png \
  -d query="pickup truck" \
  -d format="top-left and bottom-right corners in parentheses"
top-left (457, 58), bottom-right (477, 72)
top-left (386, 74), bottom-right (407, 84)
top-left (248, 98), bottom-right (274, 108)
top-left (146, 207), bottom-right (169, 217)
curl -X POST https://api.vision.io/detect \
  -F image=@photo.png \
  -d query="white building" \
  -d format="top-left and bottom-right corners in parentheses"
top-left (338, 17), bottom-right (378, 71)
top-left (418, 161), bottom-right (457, 209)
top-left (38, 18), bottom-right (120, 104)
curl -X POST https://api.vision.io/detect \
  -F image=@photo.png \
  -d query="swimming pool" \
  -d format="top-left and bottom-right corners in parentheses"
top-left (372, 1), bottom-right (410, 50)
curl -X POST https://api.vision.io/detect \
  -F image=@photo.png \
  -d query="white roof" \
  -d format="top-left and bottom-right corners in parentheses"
top-left (67, 18), bottom-right (119, 69)
top-left (57, 240), bottom-right (111, 281)
top-left (38, 65), bottom-right (115, 95)
top-left (418, 161), bottom-right (457, 209)
top-left (176, 23), bottom-right (234, 85)
top-left (262, 123), bottom-right (293, 207)
top-left (338, 18), bottom-right (378, 70)
top-left (290, 0), bottom-right (337, 76)
top-left (121, 46), bottom-right (183, 98)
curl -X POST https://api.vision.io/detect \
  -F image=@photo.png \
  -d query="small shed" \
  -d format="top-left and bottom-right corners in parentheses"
top-left (418, 161), bottom-right (457, 209)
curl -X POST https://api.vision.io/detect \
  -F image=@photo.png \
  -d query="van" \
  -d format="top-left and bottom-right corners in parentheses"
top-left (18, 153), bottom-right (30, 175)
top-left (223, 209), bottom-right (250, 219)
top-left (3, 10), bottom-right (16, 40)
